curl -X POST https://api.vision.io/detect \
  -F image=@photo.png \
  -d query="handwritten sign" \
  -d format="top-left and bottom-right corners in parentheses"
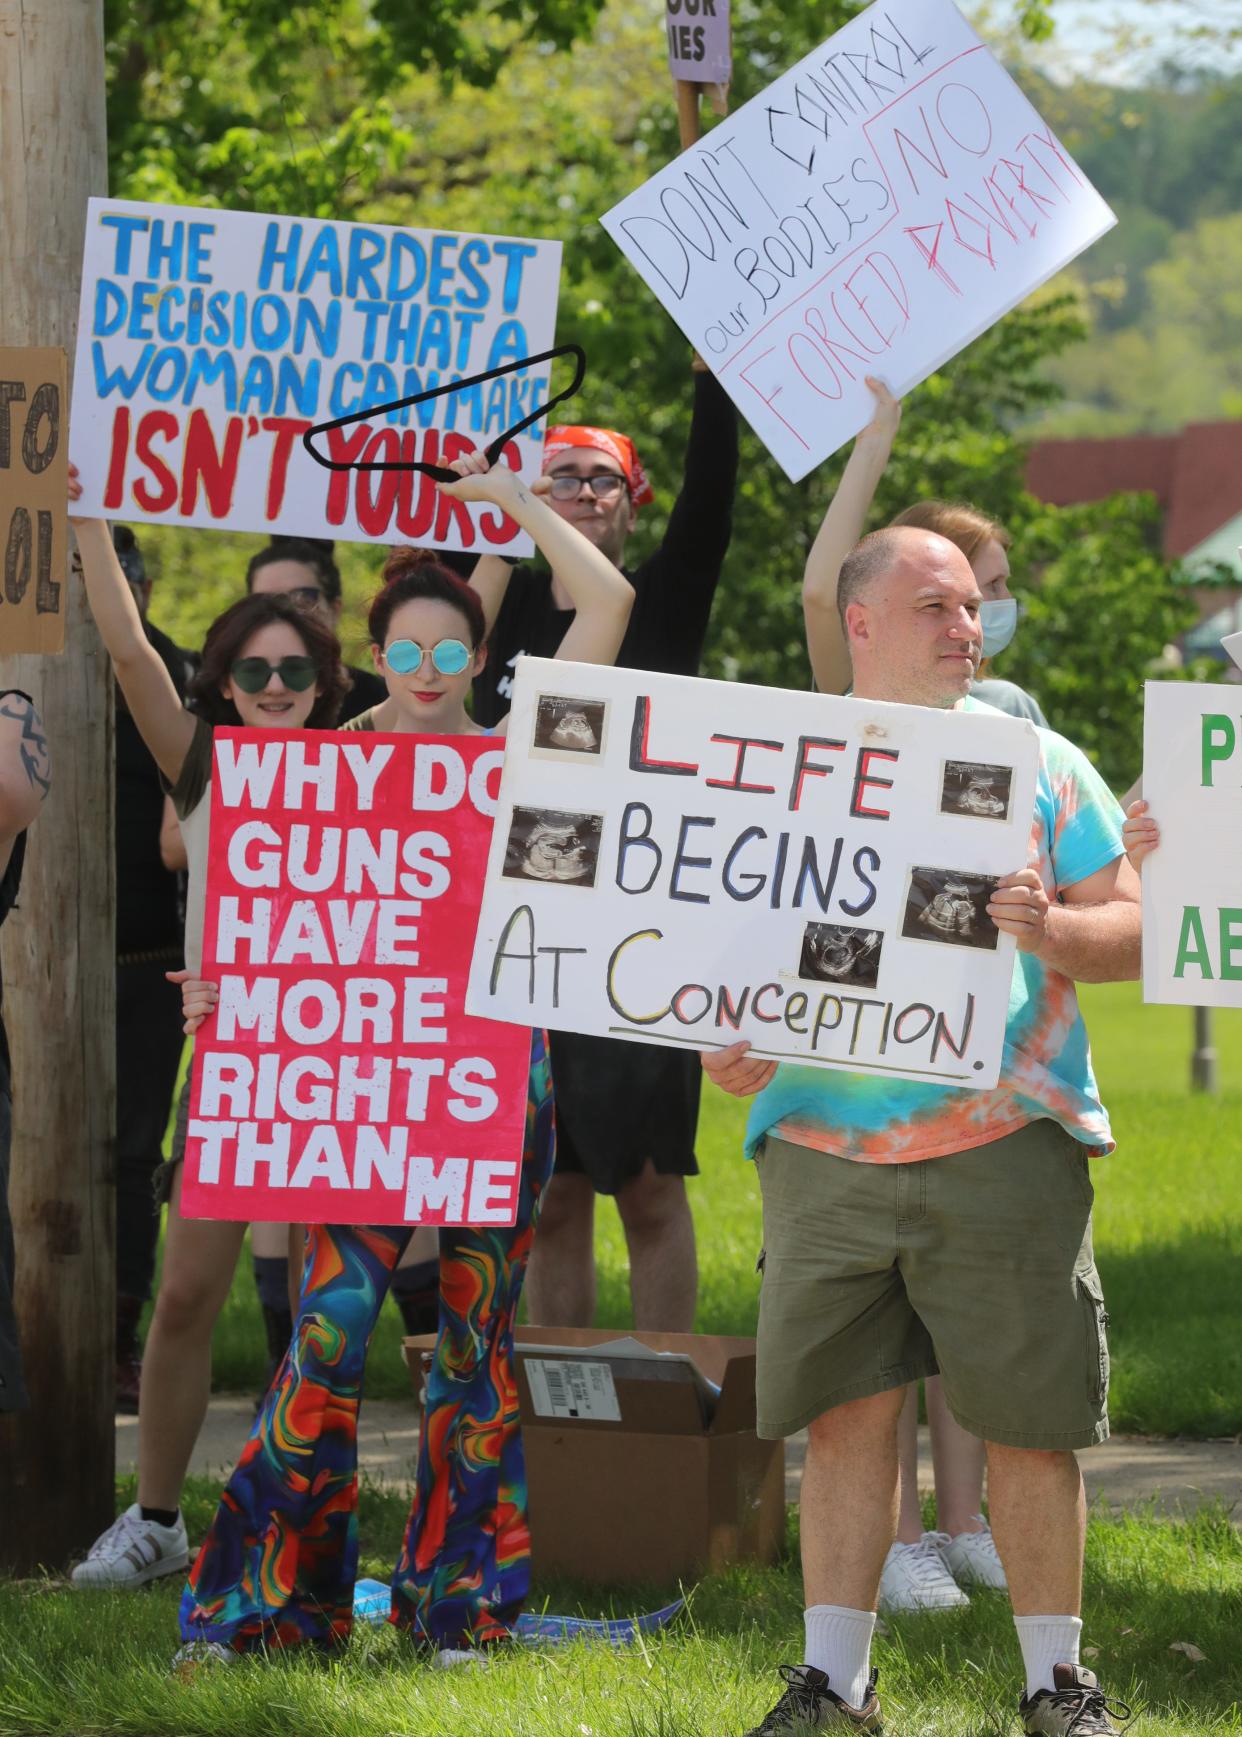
top-left (0, 347), bottom-right (66, 655)
top-left (1141, 681), bottom-right (1242, 1009)
top-left (183, 729), bottom-right (532, 1226)
top-left (70, 200), bottom-right (562, 554)
top-left (603, 0), bottom-right (1114, 481)
top-left (466, 660), bottom-right (1039, 1088)
top-left (667, 0), bottom-right (731, 86)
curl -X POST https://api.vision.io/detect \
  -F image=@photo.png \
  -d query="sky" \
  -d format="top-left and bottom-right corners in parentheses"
top-left (985, 0), bottom-right (1242, 82)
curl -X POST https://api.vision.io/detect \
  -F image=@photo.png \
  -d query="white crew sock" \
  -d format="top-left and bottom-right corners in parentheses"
top-left (1014, 1614), bottom-right (1083, 1698)
top-left (803, 1604), bottom-right (876, 1710)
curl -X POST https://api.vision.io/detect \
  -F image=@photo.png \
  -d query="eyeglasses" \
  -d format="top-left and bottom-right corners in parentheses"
top-left (284, 585), bottom-right (327, 609)
top-left (381, 637), bottom-right (472, 677)
top-left (229, 655), bottom-right (319, 694)
top-left (546, 473), bottom-right (627, 502)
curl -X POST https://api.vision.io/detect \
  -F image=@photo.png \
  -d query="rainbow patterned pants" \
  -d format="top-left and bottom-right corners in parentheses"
top-left (179, 1033), bottom-right (555, 1653)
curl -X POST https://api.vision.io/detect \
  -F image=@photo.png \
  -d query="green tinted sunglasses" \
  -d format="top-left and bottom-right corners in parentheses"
top-left (382, 637), bottom-right (472, 677)
top-left (230, 655), bottom-right (318, 694)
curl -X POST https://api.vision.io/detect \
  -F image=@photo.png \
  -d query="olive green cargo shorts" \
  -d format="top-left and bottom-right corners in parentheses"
top-left (754, 1120), bottom-right (1110, 1450)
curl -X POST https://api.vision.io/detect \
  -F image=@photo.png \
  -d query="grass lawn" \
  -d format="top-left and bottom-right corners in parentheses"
top-left (207, 984), bottom-right (1242, 1436)
top-left (0, 1484), bottom-right (1238, 1737)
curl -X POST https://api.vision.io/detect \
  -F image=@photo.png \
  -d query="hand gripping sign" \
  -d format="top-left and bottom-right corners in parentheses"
top-left (466, 659), bottom-right (1040, 1089)
top-left (70, 200), bottom-right (562, 554)
top-left (182, 729), bottom-right (531, 1226)
top-left (602, 0), bottom-right (1114, 481)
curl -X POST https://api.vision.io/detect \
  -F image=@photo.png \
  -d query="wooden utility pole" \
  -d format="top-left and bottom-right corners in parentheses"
top-left (0, 1), bottom-right (114, 1570)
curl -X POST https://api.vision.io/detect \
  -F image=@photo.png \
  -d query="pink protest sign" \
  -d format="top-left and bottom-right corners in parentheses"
top-left (181, 728), bottom-right (531, 1227)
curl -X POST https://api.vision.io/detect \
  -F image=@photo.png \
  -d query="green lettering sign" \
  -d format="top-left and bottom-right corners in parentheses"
top-left (1219, 908), bottom-right (1242, 980)
top-left (1201, 714), bottom-right (1236, 786)
top-left (1174, 906), bottom-right (1213, 979)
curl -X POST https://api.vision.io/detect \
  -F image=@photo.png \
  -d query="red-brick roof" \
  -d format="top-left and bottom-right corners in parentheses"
top-left (1025, 422), bottom-right (1242, 559)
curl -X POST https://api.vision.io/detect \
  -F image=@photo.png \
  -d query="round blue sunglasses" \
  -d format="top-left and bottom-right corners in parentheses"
top-left (381, 637), bottom-right (472, 677)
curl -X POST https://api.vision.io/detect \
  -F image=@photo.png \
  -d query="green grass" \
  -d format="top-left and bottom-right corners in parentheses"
top-left (204, 985), bottom-right (1242, 1436)
top-left (0, 1483), bottom-right (1238, 1737)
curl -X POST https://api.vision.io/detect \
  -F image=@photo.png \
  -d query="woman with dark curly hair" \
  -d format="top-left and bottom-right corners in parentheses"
top-left (174, 450), bottom-right (633, 1673)
top-left (66, 463), bottom-right (349, 1597)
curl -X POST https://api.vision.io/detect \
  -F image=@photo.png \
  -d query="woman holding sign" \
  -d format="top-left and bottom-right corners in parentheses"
top-left (174, 453), bottom-right (632, 1670)
top-left (66, 467), bottom-right (350, 1595)
top-left (798, 381), bottom-right (1049, 1614)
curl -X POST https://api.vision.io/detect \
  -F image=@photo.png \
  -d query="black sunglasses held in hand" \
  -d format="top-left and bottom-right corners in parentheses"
top-left (230, 656), bottom-right (318, 694)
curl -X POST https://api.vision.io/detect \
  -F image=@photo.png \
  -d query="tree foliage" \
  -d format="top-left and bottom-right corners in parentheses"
top-left (104, 0), bottom-right (1208, 789)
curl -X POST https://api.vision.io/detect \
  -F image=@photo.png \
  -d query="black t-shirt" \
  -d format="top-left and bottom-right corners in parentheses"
top-left (116, 618), bottom-right (193, 958)
top-left (339, 664), bottom-right (387, 723)
top-left (472, 372), bottom-right (739, 726)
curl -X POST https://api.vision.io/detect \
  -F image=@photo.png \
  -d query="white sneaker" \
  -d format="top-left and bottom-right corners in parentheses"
top-left (943, 1519), bottom-right (1008, 1590)
top-left (70, 1503), bottom-right (188, 1589)
top-left (878, 1533), bottom-right (970, 1612)
top-left (432, 1647), bottom-right (491, 1670)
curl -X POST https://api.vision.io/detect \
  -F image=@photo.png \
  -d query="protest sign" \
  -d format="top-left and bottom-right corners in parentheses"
top-left (183, 728), bottom-right (532, 1226)
top-left (466, 660), bottom-right (1039, 1088)
top-left (1141, 680), bottom-right (1242, 1009)
top-left (603, 0), bottom-right (1114, 481)
top-left (666, 0), bottom-right (731, 88)
top-left (70, 200), bottom-right (562, 554)
top-left (0, 347), bottom-right (67, 655)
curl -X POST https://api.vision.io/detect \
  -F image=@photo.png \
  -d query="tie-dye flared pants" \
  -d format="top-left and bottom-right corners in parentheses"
top-left (179, 1033), bottom-right (554, 1653)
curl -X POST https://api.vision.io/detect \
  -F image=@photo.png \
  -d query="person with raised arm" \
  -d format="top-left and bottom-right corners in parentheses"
top-left (67, 465), bottom-right (350, 1593)
top-left (716, 525), bottom-right (1139, 1737)
top-left (173, 452), bottom-right (632, 1672)
top-left (470, 365), bottom-right (739, 1337)
top-left (801, 380), bottom-right (1054, 1616)
top-left (804, 378), bottom-right (1047, 726)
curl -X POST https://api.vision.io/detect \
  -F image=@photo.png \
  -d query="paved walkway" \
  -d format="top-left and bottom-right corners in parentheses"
top-left (119, 1395), bottom-right (1240, 1518)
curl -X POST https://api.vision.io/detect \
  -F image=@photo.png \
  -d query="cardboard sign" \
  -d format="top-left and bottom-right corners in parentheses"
top-left (0, 347), bottom-right (67, 655)
top-left (182, 728), bottom-right (532, 1225)
top-left (466, 660), bottom-right (1039, 1088)
top-left (666, 0), bottom-right (731, 86)
top-left (1141, 681), bottom-right (1242, 1009)
top-left (70, 199), bottom-right (562, 553)
top-left (603, 0), bottom-right (1114, 481)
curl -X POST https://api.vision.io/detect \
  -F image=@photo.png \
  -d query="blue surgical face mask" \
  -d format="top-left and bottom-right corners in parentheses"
top-left (979, 598), bottom-right (1018, 657)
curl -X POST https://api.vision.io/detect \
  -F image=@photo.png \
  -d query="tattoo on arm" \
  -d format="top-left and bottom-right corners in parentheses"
top-left (0, 697), bottom-right (51, 797)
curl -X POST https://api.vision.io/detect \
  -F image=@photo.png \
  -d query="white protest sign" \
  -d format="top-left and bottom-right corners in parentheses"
top-left (70, 199), bottom-right (562, 554)
top-left (1141, 681), bottom-right (1242, 1009)
top-left (466, 660), bottom-right (1040, 1088)
top-left (666, 0), bottom-right (731, 87)
top-left (602, 0), bottom-right (1115, 481)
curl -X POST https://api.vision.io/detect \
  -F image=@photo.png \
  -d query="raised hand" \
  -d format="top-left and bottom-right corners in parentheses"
top-left (166, 968), bottom-right (219, 1035)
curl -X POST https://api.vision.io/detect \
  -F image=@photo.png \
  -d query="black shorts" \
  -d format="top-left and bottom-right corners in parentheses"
top-left (548, 1031), bottom-right (700, 1196)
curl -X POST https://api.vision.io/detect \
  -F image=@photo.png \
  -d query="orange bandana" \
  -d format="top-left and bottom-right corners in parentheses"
top-left (543, 425), bottom-right (654, 507)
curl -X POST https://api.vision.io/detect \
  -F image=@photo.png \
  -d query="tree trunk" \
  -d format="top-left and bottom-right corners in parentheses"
top-left (0, 0), bottom-right (114, 1571)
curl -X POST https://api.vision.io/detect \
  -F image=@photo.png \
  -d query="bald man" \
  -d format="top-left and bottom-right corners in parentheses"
top-left (711, 528), bottom-right (1140, 1737)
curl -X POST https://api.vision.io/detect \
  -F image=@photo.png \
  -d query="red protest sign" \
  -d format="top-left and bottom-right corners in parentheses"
top-left (181, 728), bottom-right (530, 1226)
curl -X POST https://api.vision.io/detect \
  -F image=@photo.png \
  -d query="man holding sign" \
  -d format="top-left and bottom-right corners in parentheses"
top-left (710, 527), bottom-right (1139, 1736)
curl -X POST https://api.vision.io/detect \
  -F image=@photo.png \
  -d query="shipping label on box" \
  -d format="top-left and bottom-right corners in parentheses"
top-left (524, 1358), bottom-right (622, 1422)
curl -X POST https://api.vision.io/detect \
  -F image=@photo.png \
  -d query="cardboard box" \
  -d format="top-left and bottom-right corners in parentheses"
top-left (403, 1328), bottom-right (784, 1585)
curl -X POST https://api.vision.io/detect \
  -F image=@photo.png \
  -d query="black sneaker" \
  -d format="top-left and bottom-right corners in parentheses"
top-left (1020, 1664), bottom-right (1133, 1735)
top-left (744, 1666), bottom-right (883, 1735)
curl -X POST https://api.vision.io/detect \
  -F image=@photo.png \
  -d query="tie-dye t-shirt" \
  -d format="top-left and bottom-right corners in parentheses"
top-left (744, 700), bottom-right (1126, 1164)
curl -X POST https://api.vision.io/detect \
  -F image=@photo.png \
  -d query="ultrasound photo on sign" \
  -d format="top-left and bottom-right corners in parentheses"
top-left (940, 760), bottom-right (1013, 822)
top-left (902, 867), bottom-right (1000, 951)
top-left (532, 694), bottom-right (608, 757)
top-left (798, 922), bottom-right (884, 989)
top-left (502, 807), bottom-right (603, 888)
